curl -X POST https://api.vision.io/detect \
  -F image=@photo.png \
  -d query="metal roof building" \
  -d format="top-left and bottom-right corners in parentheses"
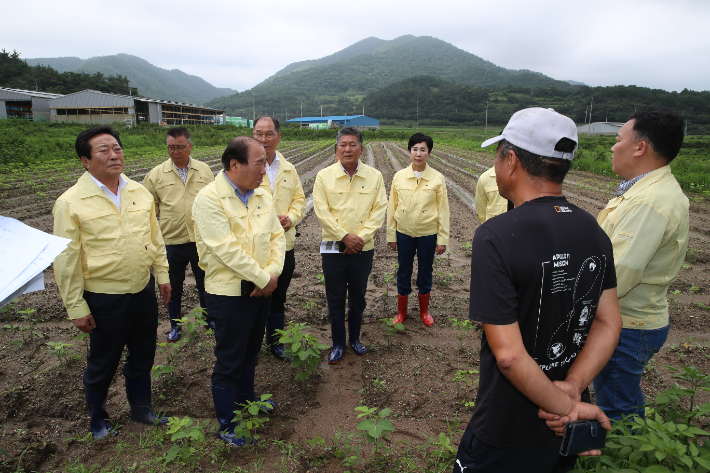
top-left (0, 87), bottom-right (64, 121)
top-left (576, 122), bottom-right (624, 136)
top-left (49, 90), bottom-right (226, 126)
top-left (286, 115), bottom-right (379, 130)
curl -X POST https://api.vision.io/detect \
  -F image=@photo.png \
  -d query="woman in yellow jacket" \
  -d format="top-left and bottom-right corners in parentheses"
top-left (387, 133), bottom-right (450, 326)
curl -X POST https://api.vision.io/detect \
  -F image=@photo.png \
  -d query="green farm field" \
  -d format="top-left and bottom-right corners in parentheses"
top-left (1, 121), bottom-right (710, 472)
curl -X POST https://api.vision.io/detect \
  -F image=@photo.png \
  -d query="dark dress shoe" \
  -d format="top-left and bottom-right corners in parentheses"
top-left (350, 341), bottom-right (368, 356)
top-left (167, 327), bottom-right (181, 342)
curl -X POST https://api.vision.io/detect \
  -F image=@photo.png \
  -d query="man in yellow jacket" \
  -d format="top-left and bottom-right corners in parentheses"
top-left (53, 126), bottom-right (171, 439)
top-left (254, 116), bottom-right (306, 360)
top-left (143, 127), bottom-right (215, 342)
top-left (313, 127), bottom-right (388, 363)
top-left (593, 107), bottom-right (689, 420)
top-left (475, 166), bottom-right (509, 223)
top-left (192, 136), bottom-right (285, 446)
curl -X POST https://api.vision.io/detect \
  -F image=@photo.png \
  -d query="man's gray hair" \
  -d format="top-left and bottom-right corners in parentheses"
top-left (336, 126), bottom-right (363, 147)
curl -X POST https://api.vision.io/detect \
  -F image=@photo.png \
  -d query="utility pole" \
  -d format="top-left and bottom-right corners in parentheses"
top-left (587, 97), bottom-right (594, 137)
top-left (362, 99), bottom-right (365, 116)
top-left (485, 101), bottom-right (489, 134)
top-left (320, 105), bottom-right (323, 117)
top-left (298, 97), bottom-right (304, 128)
top-left (416, 100), bottom-right (419, 131)
top-left (344, 110), bottom-right (347, 128)
top-left (584, 106), bottom-right (588, 124)
top-left (606, 111), bottom-right (608, 122)
top-left (252, 92), bottom-right (255, 122)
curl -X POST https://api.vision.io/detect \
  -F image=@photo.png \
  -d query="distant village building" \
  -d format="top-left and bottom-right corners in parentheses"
top-left (48, 90), bottom-right (225, 126)
top-left (0, 87), bottom-right (64, 122)
top-left (286, 115), bottom-right (379, 130)
top-left (576, 122), bottom-right (624, 136)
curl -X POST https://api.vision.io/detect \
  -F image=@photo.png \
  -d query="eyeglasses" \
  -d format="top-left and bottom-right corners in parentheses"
top-left (167, 144), bottom-right (190, 152)
top-left (253, 132), bottom-right (277, 139)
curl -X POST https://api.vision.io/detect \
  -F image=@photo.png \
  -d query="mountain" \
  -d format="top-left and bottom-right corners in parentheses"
top-left (207, 35), bottom-right (577, 116)
top-left (25, 56), bottom-right (84, 73)
top-left (1, 50), bottom-right (132, 96)
top-left (271, 36), bottom-right (387, 78)
top-left (26, 54), bottom-right (237, 104)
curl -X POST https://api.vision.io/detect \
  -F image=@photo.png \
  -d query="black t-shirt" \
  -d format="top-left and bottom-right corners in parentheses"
top-left (468, 196), bottom-right (616, 450)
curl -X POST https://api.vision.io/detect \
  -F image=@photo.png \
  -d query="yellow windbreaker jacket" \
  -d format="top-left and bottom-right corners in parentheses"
top-left (313, 161), bottom-right (388, 252)
top-left (143, 157), bottom-right (214, 245)
top-left (192, 171), bottom-right (285, 296)
top-left (386, 164), bottom-right (450, 245)
top-left (598, 165), bottom-right (690, 329)
top-left (474, 166), bottom-right (508, 223)
top-left (52, 172), bottom-right (169, 320)
top-left (258, 151), bottom-right (306, 251)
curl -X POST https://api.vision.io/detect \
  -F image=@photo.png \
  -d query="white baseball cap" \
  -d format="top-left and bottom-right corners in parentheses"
top-left (481, 108), bottom-right (578, 160)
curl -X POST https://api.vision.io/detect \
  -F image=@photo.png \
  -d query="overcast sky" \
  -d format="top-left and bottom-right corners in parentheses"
top-left (4, 0), bottom-right (709, 93)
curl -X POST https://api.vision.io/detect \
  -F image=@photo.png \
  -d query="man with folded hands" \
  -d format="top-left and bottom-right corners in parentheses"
top-left (454, 108), bottom-right (622, 472)
top-left (192, 136), bottom-right (285, 446)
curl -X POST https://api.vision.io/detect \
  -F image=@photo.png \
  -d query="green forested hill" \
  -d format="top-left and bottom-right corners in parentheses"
top-left (207, 35), bottom-right (576, 117)
top-left (26, 53), bottom-right (237, 104)
top-left (24, 56), bottom-right (85, 73)
top-left (1, 50), bottom-right (132, 95)
top-left (364, 75), bottom-right (710, 133)
top-left (271, 36), bottom-right (388, 78)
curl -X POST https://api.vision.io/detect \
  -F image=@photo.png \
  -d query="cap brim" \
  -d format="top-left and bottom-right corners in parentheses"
top-left (481, 135), bottom-right (505, 148)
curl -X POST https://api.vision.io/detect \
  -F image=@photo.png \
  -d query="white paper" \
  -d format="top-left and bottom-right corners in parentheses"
top-left (319, 241), bottom-right (342, 254)
top-left (0, 216), bottom-right (70, 308)
top-left (0, 221), bottom-right (46, 291)
top-left (0, 272), bottom-right (45, 309)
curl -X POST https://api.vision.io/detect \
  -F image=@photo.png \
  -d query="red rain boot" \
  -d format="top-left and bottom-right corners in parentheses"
top-left (418, 293), bottom-right (434, 327)
top-left (393, 294), bottom-right (408, 325)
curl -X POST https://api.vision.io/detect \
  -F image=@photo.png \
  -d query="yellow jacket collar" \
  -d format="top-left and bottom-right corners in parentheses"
top-left (404, 163), bottom-right (434, 180)
top-left (621, 165), bottom-right (672, 199)
top-left (76, 171), bottom-right (138, 200)
top-left (215, 170), bottom-right (267, 200)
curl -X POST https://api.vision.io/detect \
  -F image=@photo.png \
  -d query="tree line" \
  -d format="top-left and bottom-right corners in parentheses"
top-left (0, 50), bottom-right (136, 96)
top-left (209, 74), bottom-right (710, 135)
top-left (364, 76), bottom-right (710, 133)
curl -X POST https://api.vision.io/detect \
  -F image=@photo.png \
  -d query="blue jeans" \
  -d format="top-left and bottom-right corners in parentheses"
top-left (396, 231), bottom-right (437, 296)
top-left (593, 325), bottom-right (669, 420)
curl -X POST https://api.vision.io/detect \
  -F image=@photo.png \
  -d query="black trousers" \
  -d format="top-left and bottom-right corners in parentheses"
top-left (321, 250), bottom-right (373, 318)
top-left (166, 242), bottom-right (205, 299)
top-left (271, 249), bottom-right (295, 314)
top-left (206, 292), bottom-right (270, 387)
top-left (453, 425), bottom-right (577, 473)
top-left (83, 276), bottom-right (159, 392)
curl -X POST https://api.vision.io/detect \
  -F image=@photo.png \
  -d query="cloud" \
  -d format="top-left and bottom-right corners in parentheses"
top-left (3, 0), bottom-right (709, 92)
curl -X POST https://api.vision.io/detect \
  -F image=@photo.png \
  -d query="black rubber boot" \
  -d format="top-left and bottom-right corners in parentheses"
top-left (200, 289), bottom-right (215, 331)
top-left (348, 310), bottom-right (367, 356)
top-left (85, 387), bottom-right (117, 439)
top-left (235, 360), bottom-right (275, 412)
top-left (212, 384), bottom-right (246, 446)
top-left (167, 297), bottom-right (181, 342)
top-left (329, 312), bottom-right (346, 363)
top-left (125, 375), bottom-right (169, 425)
top-left (266, 312), bottom-right (286, 360)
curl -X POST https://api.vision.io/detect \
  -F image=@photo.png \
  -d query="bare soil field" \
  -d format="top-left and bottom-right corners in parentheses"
top-left (0, 141), bottom-right (708, 472)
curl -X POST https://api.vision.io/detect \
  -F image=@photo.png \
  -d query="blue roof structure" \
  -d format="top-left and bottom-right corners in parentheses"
top-left (286, 115), bottom-right (379, 127)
